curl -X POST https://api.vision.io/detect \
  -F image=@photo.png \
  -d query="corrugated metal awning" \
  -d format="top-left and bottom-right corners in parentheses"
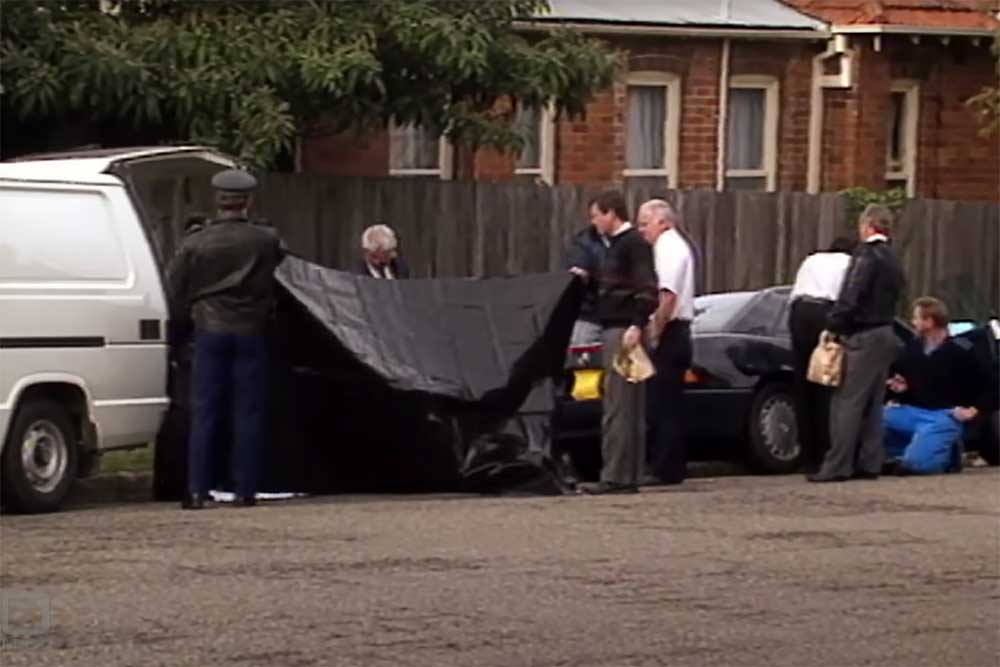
top-left (535, 0), bottom-right (828, 30)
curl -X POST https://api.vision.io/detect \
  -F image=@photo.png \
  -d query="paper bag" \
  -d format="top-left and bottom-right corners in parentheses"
top-left (612, 343), bottom-right (656, 384)
top-left (807, 331), bottom-right (844, 387)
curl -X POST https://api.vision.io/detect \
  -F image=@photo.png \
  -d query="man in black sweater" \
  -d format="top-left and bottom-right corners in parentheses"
top-left (811, 205), bottom-right (905, 483)
top-left (579, 191), bottom-right (658, 494)
top-left (884, 297), bottom-right (988, 474)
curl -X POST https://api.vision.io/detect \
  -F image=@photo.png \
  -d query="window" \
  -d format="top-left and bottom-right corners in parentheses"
top-left (624, 72), bottom-right (681, 187)
top-left (886, 80), bottom-right (919, 197)
top-left (389, 121), bottom-right (453, 179)
top-left (725, 75), bottom-right (779, 192)
top-left (513, 103), bottom-right (555, 184)
top-left (0, 188), bottom-right (129, 284)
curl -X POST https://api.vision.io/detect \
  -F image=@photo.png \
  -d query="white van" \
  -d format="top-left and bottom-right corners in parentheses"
top-left (0, 146), bottom-right (234, 512)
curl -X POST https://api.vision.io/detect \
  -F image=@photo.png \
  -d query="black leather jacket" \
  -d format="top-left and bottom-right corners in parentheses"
top-left (167, 217), bottom-right (285, 337)
top-left (827, 238), bottom-right (905, 336)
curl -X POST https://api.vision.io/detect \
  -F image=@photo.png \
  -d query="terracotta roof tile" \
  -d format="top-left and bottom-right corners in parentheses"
top-left (783, 0), bottom-right (1000, 29)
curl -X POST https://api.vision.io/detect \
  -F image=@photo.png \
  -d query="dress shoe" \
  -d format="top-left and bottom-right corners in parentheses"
top-left (181, 494), bottom-right (206, 510)
top-left (578, 481), bottom-right (639, 495)
top-left (807, 474), bottom-right (849, 483)
top-left (232, 496), bottom-right (257, 508)
top-left (851, 471), bottom-right (880, 480)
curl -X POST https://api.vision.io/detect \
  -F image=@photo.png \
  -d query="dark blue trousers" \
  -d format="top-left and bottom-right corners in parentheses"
top-left (188, 331), bottom-right (269, 498)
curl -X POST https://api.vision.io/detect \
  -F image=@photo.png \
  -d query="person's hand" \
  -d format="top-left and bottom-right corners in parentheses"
top-left (645, 322), bottom-right (660, 350)
top-left (569, 267), bottom-right (590, 282)
top-left (886, 374), bottom-right (908, 394)
top-left (953, 406), bottom-right (979, 423)
top-left (622, 325), bottom-right (641, 349)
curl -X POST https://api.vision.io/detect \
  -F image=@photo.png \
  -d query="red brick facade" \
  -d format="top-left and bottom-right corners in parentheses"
top-left (302, 33), bottom-right (1000, 201)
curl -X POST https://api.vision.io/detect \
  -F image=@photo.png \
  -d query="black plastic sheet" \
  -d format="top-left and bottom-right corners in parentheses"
top-left (155, 257), bottom-right (581, 498)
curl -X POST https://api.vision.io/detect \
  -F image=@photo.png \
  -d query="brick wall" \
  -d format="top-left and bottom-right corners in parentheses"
top-left (301, 128), bottom-right (389, 177)
top-left (299, 33), bottom-right (1000, 201)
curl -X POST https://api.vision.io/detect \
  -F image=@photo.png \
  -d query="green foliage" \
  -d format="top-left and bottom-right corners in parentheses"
top-left (1, 0), bottom-right (621, 167)
top-left (966, 30), bottom-right (1000, 137)
top-left (840, 186), bottom-right (907, 227)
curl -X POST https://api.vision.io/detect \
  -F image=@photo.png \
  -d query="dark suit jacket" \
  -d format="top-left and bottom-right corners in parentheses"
top-left (355, 257), bottom-right (410, 279)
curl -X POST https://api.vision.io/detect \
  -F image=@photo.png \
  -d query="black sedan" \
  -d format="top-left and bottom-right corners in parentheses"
top-left (556, 286), bottom-right (804, 475)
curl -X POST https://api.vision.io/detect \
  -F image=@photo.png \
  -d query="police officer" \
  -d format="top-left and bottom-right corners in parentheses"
top-left (167, 169), bottom-right (284, 509)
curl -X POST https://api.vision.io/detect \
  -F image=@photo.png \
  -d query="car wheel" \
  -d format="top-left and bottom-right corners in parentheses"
top-left (979, 412), bottom-right (1000, 466)
top-left (1, 400), bottom-right (79, 513)
top-left (746, 382), bottom-right (801, 474)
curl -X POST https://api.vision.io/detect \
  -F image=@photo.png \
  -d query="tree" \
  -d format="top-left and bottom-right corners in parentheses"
top-left (967, 30), bottom-right (1000, 137)
top-left (1, 0), bottom-right (621, 167)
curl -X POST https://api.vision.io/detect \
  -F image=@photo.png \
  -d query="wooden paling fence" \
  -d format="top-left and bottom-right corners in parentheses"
top-left (140, 174), bottom-right (999, 318)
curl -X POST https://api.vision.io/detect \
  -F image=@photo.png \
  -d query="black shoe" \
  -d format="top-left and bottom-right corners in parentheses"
top-left (579, 481), bottom-right (639, 495)
top-left (640, 473), bottom-right (665, 487)
top-left (181, 494), bottom-right (206, 510)
top-left (851, 471), bottom-right (880, 480)
top-left (807, 474), bottom-right (849, 483)
top-left (232, 496), bottom-right (257, 508)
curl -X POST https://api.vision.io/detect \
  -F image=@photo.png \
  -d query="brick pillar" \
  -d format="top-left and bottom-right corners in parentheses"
top-left (679, 42), bottom-right (722, 189)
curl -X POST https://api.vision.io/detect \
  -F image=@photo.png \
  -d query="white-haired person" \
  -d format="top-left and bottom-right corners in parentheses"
top-left (357, 224), bottom-right (410, 279)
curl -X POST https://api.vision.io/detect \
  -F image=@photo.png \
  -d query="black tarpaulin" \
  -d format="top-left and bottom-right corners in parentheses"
top-left (155, 256), bottom-right (581, 498)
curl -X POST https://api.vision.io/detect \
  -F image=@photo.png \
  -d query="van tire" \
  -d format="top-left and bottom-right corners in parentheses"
top-left (2, 400), bottom-right (78, 513)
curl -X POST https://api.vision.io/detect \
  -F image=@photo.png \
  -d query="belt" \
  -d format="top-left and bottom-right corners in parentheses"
top-left (794, 296), bottom-right (834, 306)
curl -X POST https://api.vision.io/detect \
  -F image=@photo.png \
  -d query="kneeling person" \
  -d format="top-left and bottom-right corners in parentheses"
top-left (884, 297), bottom-right (988, 474)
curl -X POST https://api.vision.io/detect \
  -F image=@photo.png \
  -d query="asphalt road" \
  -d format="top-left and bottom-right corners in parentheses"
top-left (2, 471), bottom-right (999, 667)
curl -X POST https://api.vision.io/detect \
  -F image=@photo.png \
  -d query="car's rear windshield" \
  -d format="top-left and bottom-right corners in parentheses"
top-left (692, 292), bottom-right (755, 334)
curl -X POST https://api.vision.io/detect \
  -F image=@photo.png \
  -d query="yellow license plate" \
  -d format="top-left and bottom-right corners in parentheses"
top-left (571, 369), bottom-right (603, 401)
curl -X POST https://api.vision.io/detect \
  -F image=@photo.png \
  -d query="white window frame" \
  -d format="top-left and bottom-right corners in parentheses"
top-left (886, 79), bottom-right (920, 198)
top-left (513, 103), bottom-right (556, 185)
top-left (623, 71), bottom-right (681, 188)
top-left (725, 75), bottom-right (779, 192)
top-left (388, 121), bottom-right (454, 180)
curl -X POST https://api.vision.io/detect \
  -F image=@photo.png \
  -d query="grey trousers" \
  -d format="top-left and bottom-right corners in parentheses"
top-left (601, 327), bottom-right (646, 485)
top-left (819, 325), bottom-right (900, 478)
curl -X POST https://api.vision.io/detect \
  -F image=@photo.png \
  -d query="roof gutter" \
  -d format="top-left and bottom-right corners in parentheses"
top-left (832, 24), bottom-right (997, 38)
top-left (518, 21), bottom-right (830, 40)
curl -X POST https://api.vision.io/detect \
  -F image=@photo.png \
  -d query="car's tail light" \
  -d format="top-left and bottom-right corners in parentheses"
top-left (684, 368), bottom-right (704, 384)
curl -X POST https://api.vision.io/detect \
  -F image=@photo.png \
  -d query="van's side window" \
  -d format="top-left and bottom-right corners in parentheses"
top-left (0, 189), bottom-right (129, 283)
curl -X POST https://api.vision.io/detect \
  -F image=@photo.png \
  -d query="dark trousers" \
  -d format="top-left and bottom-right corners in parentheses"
top-left (647, 320), bottom-right (693, 483)
top-left (789, 298), bottom-right (834, 474)
top-left (189, 330), bottom-right (270, 498)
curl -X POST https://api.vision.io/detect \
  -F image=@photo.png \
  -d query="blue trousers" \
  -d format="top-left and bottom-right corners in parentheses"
top-left (189, 331), bottom-right (269, 497)
top-left (883, 405), bottom-right (963, 474)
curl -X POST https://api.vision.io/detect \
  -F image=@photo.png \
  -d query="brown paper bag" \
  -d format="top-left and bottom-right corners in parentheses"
top-left (612, 343), bottom-right (656, 384)
top-left (807, 331), bottom-right (844, 387)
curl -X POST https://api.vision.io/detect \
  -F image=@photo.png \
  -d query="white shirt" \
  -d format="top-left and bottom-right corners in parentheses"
top-left (652, 228), bottom-right (696, 322)
top-left (366, 262), bottom-right (395, 279)
top-left (790, 252), bottom-right (851, 301)
top-left (601, 221), bottom-right (633, 247)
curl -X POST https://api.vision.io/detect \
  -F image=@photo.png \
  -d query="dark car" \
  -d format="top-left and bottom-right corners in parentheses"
top-left (554, 286), bottom-right (955, 476)
top-left (556, 286), bottom-right (802, 474)
top-left (947, 318), bottom-right (1000, 466)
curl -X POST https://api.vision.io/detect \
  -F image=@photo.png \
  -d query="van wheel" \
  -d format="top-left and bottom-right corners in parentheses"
top-left (747, 382), bottom-right (801, 474)
top-left (2, 400), bottom-right (78, 513)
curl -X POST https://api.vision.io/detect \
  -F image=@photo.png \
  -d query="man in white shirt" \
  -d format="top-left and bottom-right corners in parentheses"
top-left (636, 199), bottom-right (697, 486)
top-left (789, 237), bottom-right (854, 474)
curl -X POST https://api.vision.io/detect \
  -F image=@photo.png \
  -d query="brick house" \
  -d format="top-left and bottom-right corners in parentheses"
top-left (301, 0), bottom-right (1000, 201)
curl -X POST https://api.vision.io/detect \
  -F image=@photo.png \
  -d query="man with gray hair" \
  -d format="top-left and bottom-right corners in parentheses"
top-left (636, 198), bottom-right (697, 485)
top-left (357, 223), bottom-right (410, 279)
top-left (810, 204), bottom-right (905, 483)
